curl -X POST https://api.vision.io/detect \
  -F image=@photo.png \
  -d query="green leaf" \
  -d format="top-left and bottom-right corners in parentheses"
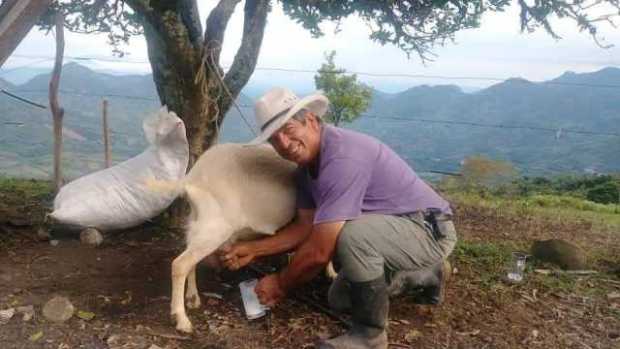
top-left (29, 331), bottom-right (43, 342)
top-left (76, 310), bottom-right (96, 321)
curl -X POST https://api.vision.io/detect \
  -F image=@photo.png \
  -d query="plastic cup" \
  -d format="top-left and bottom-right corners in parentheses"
top-left (239, 279), bottom-right (268, 320)
top-left (506, 252), bottom-right (528, 282)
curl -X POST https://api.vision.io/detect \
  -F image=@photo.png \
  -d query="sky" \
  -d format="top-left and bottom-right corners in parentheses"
top-left (2, 1), bottom-right (620, 93)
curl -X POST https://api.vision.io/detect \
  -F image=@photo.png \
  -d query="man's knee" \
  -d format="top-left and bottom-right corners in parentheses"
top-left (335, 220), bottom-right (384, 282)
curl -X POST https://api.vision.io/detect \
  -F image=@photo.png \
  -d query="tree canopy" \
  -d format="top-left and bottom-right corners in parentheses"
top-left (314, 51), bottom-right (372, 126)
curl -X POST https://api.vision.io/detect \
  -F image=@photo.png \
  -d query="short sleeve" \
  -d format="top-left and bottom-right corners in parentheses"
top-left (295, 167), bottom-right (315, 209)
top-left (314, 158), bottom-right (371, 224)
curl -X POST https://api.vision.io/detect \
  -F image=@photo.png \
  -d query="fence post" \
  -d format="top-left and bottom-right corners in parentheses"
top-left (102, 99), bottom-right (111, 168)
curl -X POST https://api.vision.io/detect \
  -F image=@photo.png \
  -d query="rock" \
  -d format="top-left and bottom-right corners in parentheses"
top-left (80, 228), bottom-right (104, 246)
top-left (16, 305), bottom-right (35, 322)
top-left (607, 291), bottom-right (620, 300)
top-left (405, 329), bottom-right (423, 343)
top-left (530, 239), bottom-right (587, 270)
top-left (42, 296), bottom-right (74, 322)
top-left (0, 270), bottom-right (11, 283)
top-left (50, 240), bottom-right (60, 247)
top-left (106, 335), bottom-right (121, 347)
top-left (0, 308), bottom-right (15, 324)
top-left (37, 227), bottom-right (51, 241)
top-left (148, 345), bottom-right (163, 349)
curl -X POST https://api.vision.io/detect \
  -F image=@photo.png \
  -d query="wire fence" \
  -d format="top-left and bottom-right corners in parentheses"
top-left (2, 55), bottom-right (619, 176)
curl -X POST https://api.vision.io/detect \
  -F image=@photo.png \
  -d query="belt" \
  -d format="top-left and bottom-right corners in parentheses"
top-left (403, 210), bottom-right (451, 241)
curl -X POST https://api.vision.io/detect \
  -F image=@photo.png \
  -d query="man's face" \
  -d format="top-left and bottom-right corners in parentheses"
top-left (268, 111), bottom-right (321, 166)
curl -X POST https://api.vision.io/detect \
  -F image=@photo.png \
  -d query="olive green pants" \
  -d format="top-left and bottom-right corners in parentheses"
top-left (335, 212), bottom-right (457, 283)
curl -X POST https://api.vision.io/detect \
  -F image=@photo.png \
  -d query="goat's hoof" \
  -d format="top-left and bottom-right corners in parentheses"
top-left (186, 295), bottom-right (201, 309)
top-left (175, 316), bottom-right (193, 333)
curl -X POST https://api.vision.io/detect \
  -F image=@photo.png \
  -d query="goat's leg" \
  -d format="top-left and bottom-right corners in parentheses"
top-left (186, 265), bottom-right (201, 309)
top-left (171, 249), bottom-right (213, 333)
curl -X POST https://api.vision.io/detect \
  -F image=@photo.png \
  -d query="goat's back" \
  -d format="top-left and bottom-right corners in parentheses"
top-left (185, 143), bottom-right (297, 236)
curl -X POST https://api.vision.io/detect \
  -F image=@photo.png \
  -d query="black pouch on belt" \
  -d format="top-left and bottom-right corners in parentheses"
top-left (423, 209), bottom-right (444, 240)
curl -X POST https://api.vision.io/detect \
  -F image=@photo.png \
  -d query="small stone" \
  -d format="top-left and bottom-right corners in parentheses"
top-left (80, 228), bottom-right (104, 246)
top-left (42, 296), bottom-right (74, 322)
top-left (16, 305), bottom-right (34, 322)
top-left (37, 227), bottom-right (51, 241)
top-left (607, 291), bottom-right (620, 300)
top-left (405, 329), bottom-right (423, 343)
top-left (148, 345), bottom-right (163, 349)
top-left (0, 271), bottom-right (11, 283)
top-left (0, 308), bottom-right (15, 324)
top-left (50, 240), bottom-right (60, 247)
top-left (106, 334), bottom-right (121, 346)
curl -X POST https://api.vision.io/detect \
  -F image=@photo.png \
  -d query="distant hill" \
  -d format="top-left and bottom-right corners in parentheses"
top-left (363, 69), bottom-right (620, 175)
top-left (0, 77), bottom-right (13, 89)
top-left (0, 63), bottom-right (619, 179)
top-left (0, 67), bottom-right (50, 85)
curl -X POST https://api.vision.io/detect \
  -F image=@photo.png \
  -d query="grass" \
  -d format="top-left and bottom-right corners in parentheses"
top-left (0, 176), bottom-right (52, 203)
top-left (450, 240), bottom-right (617, 300)
top-left (452, 240), bottom-right (518, 289)
top-left (447, 191), bottom-right (620, 231)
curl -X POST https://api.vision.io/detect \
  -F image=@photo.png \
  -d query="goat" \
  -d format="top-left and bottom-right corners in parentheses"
top-left (148, 143), bottom-right (297, 333)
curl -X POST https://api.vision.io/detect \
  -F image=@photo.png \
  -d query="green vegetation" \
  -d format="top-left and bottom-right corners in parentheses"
top-left (0, 176), bottom-right (52, 203)
top-left (452, 240), bottom-right (519, 288)
top-left (448, 191), bottom-right (620, 230)
top-left (451, 239), bottom-right (618, 300)
top-left (441, 156), bottom-right (620, 228)
top-left (314, 51), bottom-right (372, 126)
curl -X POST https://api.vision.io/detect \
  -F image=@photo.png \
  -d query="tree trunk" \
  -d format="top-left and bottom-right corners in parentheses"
top-left (127, 0), bottom-right (269, 226)
top-left (0, 0), bottom-right (53, 67)
top-left (102, 99), bottom-right (111, 168)
top-left (49, 12), bottom-right (64, 193)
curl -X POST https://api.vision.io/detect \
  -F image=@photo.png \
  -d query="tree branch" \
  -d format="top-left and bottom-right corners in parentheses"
top-left (205, 0), bottom-right (241, 66)
top-left (124, 0), bottom-right (172, 40)
top-left (221, 0), bottom-right (269, 120)
top-left (179, 0), bottom-right (203, 48)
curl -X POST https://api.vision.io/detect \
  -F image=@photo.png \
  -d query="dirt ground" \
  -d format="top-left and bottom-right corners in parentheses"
top-left (1, 189), bottom-right (619, 349)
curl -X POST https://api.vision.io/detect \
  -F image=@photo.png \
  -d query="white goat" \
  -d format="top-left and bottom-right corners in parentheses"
top-left (149, 143), bottom-right (297, 333)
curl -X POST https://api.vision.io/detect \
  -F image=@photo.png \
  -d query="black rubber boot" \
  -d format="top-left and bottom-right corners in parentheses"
top-left (328, 273), bottom-right (352, 313)
top-left (386, 260), bottom-right (449, 305)
top-left (318, 275), bottom-right (389, 349)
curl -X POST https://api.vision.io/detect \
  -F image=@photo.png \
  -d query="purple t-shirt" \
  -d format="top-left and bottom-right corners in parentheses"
top-left (296, 125), bottom-right (452, 224)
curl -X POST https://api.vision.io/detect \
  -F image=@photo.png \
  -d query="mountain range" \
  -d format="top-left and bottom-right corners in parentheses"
top-left (1, 63), bottom-right (619, 179)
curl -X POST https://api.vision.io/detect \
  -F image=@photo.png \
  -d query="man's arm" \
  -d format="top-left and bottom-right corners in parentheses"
top-left (250, 208), bottom-right (315, 257)
top-left (220, 208), bottom-right (315, 270)
top-left (256, 220), bottom-right (345, 305)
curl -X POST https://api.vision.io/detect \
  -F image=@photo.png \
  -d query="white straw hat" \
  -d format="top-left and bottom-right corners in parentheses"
top-left (248, 87), bottom-right (329, 145)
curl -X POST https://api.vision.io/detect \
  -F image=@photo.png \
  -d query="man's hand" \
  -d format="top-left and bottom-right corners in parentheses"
top-left (255, 274), bottom-right (286, 306)
top-left (219, 242), bottom-right (256, 271)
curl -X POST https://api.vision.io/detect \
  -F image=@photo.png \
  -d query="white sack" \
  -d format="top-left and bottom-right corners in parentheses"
top-left (50, 106), bottom-right (189, 230)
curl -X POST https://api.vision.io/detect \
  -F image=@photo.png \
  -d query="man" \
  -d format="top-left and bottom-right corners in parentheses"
top-left (220, 87), bottom-right (457, 349)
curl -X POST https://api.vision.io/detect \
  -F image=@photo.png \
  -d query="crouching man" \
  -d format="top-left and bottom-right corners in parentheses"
top-left (220, 87), bottom-right (457, 349)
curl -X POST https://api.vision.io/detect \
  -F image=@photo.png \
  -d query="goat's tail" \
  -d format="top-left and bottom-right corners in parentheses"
top-left (143, 177), bottom-right (186, 196)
